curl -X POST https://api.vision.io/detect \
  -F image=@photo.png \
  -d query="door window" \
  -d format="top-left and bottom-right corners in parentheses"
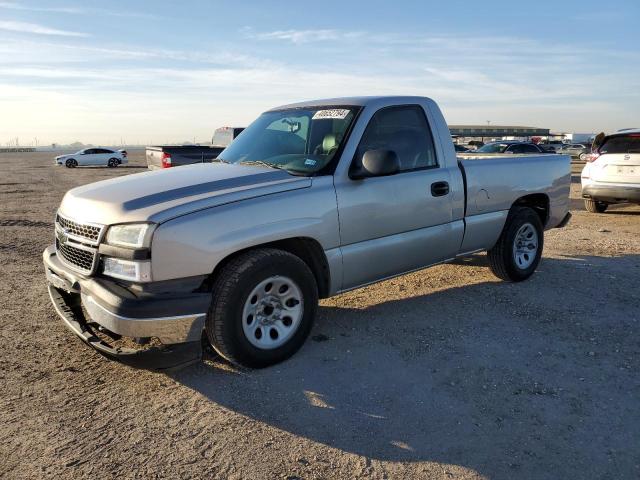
top-left (506, 144), bottom-right (523, 153)
top-left (354, 105), bottom-right (437, 172)
top-left (520, 144), bottom-right (540, 153)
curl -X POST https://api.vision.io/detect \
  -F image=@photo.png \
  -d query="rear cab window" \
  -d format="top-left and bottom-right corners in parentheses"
top-left (212, 128), bottom-right (234, 147)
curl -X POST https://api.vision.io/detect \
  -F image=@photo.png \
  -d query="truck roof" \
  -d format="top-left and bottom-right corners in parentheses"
top-left (269, 96), bottom-right (436, 111)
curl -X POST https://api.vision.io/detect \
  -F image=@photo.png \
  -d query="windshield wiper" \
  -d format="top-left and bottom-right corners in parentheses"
top-left (238, 160), bottom-right (288, 171)
top-left (212, 157), bottom-right (231, 164)
top-left (236, 159), bottom-right (308, 176)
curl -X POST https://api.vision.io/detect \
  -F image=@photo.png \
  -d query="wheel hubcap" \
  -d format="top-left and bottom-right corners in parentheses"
top-left (242, 276), bottom-right (303, 349)
top-left (513, 222), bottom-right (538, 269)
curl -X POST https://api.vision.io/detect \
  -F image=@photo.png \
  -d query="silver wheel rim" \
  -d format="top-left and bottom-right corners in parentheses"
top-left (513, 222), bottom-right (538, 269)
top-left (242, 275), bottom-right (304, 350)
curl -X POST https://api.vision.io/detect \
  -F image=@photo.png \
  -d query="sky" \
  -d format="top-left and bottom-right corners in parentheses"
top-left (0, 0), bottom-right (638, 146)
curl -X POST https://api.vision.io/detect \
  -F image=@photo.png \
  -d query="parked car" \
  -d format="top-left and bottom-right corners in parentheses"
top-left (581, 129), bottom-right (640, 212)
top-left (557, 143), bottom-right (590, 159)
top-left (539, 140), bottom-right (567, 153)
top-left (454, 144), bottom-right (470, 152)
top-left (43, 96), bottom-right (571, 369)
top-left (55, 148), bottom-right (127, 168)
top-left (473, 141), bottom-right (549, 154)
top-left (146, 126), bottom-right (244, 170)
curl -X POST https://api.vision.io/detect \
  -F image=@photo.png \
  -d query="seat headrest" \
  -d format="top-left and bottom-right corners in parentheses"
top-left (323, 133), bottom-right (338, 153)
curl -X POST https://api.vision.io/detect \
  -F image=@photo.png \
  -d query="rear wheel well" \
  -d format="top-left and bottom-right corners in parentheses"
top-left (512, 194), bottom-right (549, 227)
top-left (202, 238), bottom-right (331, 298)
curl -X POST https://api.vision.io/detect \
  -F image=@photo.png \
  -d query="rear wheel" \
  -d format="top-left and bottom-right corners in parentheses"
top-left (487, 207), bottom-right (544, 282)
top-left (107, 158), bottom-right (119, 167)
top-left (65, 158), bottom-right (77, 168)
top-left (584, 199), bottom-right (607, 213)
top-left (206, 248), bottom-right (318, 368)
top-left (579, 152), bottom-right (588, 161)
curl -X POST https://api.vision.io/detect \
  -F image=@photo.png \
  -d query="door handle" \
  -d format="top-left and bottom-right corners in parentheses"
top-left (431, 181), bottom-right (449, 197)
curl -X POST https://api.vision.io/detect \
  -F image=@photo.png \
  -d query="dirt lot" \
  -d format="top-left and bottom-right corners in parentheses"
top-left (1, 152), bottom-right (638, 479)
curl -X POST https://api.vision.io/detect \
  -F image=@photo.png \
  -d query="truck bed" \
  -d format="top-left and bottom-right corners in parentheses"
top-left (458, 153), bottom-right (571, 225)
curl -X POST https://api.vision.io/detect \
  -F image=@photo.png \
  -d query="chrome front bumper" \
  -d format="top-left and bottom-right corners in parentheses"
top-left (43, 245), bottom-right (208, 368)
top-left (81, 293), bottom-right (205, 344)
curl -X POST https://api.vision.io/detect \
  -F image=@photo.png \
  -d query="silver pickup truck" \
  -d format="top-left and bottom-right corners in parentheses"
top-left (43, 96), bottom-right (571, 369)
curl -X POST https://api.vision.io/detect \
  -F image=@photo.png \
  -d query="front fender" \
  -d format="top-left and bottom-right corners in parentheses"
top-left (150, 176), bottom-right (341, 284)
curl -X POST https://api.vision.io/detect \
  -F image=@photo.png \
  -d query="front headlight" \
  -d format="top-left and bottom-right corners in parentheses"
top-left (103, 258), bottom-right (152, 282)
top-left (106, 223), bottom-right (154, 248)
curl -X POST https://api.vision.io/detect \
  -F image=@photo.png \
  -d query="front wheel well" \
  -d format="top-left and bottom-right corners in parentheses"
top-left (512, 193), bottom-right (549, 227)
top-left (201, 238), bottom-right (331, 298)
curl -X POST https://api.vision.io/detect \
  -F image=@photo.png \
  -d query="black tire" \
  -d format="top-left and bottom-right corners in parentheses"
top-left (108, 158), bottom-right (118, 167)
top-left (65, 158), bottom-right (77, 168)
top-left (584, 199), bottom-right (607, 213)
top-left (206, 248), bottom-right (318, 368)
top-left (487, 207), bottom-right (544, 282)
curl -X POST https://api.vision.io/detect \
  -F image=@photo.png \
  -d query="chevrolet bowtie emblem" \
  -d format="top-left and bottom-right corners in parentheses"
top-left (57, 229), bottom-right (68, 245)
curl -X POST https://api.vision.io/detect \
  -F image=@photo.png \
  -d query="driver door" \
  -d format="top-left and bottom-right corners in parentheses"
top-left (334, 105), bottom-right (462, 290)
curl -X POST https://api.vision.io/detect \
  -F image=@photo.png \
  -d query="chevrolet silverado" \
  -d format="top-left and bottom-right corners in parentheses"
top-left (43, 96), bottom-right (571, 369)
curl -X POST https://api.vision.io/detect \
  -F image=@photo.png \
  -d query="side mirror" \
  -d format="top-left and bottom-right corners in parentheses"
top-left (351, 149), bottom-right (400, 179)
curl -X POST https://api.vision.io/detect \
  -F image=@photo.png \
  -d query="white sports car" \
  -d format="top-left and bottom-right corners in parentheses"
top-left (55, 148), bottom-right (128, 168)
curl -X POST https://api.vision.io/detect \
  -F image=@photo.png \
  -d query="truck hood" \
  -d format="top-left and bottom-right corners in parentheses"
top-left (59, 163), bottom-right (311, 225)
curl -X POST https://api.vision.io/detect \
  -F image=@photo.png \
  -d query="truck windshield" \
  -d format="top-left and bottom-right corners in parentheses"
top-left (217, 107), bottom-right (358, 174)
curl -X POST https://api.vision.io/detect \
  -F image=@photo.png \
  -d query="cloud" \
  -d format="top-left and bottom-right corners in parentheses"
top-left (0, 1), bottom-right (80, 13)
top-left (0, 1), bottom-right (155, 18)
top-left (0, 38), bottom-right (273, 70)
top-left (245, 28), bottom-right (363, 44)
top-left (0, 26), bottom-right (638, 143)
top-left (0, 20), bottom-right (88, 37)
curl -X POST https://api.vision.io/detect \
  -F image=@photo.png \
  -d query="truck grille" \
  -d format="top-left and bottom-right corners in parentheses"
top-left (56, 239), bottom-right (97, 273)
top-left (55, 213), bottom-right (104, 274)
top-left (56, 213), bottom-right (103, 244)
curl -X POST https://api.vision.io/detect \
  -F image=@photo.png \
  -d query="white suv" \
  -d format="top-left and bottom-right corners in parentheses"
top-left (581, 130), bottom-right (640, 212)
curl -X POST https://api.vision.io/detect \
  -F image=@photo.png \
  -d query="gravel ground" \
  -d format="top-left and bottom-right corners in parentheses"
top-left (1, 152), bottom-right (639, 480)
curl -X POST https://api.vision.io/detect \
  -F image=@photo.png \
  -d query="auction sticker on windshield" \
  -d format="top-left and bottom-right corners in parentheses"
top-left (312, 109), bottom-right (350, 120)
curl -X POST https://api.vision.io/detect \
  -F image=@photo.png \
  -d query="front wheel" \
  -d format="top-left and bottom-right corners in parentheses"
top-left (65, 158), bottom-right (77, 168)
top-left (584, 199), bottom-right (607, 213)
top-left (487, 207), bottom-right (544, 282)
top-left (206, 248), bottom-right (318, 368)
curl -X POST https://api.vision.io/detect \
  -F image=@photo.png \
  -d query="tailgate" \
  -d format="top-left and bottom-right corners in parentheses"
top-left (178, 147), bottom-right (223, 162)
top-left (146, 148), bottom-right (164, 170)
